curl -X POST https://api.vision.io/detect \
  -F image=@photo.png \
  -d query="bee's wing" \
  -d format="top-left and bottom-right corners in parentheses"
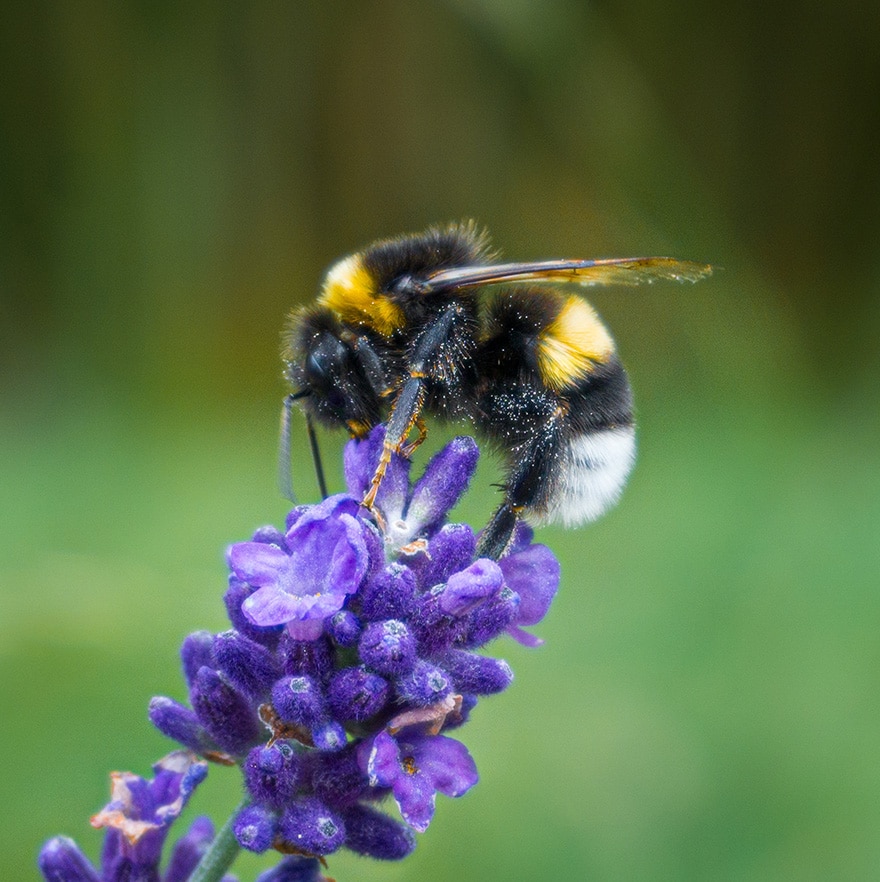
top-left (424, 257), bottom-right (712, 292)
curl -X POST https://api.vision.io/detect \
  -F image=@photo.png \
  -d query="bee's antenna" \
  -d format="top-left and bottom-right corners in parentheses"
top-left (279, 390), bottom-right (312, 503)
top-left (306, 413), bottom-right (328, 500)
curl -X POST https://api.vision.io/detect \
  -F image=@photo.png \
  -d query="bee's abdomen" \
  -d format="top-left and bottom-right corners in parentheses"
top-left (537, 425), bottom-right (636, 526)
top-left (473, 349), bottom-right (636, 528)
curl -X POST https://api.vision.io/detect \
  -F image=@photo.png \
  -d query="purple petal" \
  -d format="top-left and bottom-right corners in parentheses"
top-left (228, 542), bottom-right (290, 586)
top-left (224, 577), bottom-right (282, 646)
top-left (240, 510), bottom-right (367, 630)
top-left (242, 585), bottom-right (306, 627)
top-left (359, 732), bottom-right (436, 831)
top-left (506, 625), bottom-right (545, 648)
top-left (163, 817), bottom-right (215, 882)
top-left (499, 543), bottom-right (560, 626)
top-left (360, 731), bottom-right (478, 832)
top-left (361, 730), bottom-right (399, 788)
top-left (38, 837), bottom-right (101, 882)
top-left (440, 559), bottom-right (504, 616)
top-left (89, 753), bottom-right (208, 868)
top-left (410, 734), bottom-right (478, 798)
top-left (392, 770), bottom-right (437, 833)
top-left (286, 512), bottom-right (368, 597)
top-left (286, 494), bottom-right (360, 535)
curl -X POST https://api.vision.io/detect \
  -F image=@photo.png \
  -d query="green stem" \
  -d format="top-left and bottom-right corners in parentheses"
top-left (188, 799), bottom-right (247, 882)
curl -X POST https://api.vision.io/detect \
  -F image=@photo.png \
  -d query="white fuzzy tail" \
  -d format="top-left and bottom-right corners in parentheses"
top-left (536, 426), bottom-right (636, 527)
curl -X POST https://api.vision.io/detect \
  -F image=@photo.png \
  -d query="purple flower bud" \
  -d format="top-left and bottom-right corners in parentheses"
top-left (311, 720), bottom-right (347, 752)
top-left (190, 667), bottom-right (261, 755)
top-left (234, 803), bottom-right (277, 853)
top-left (340, 804), bottom-right (416, 861)
top-left (272, 675), bottom-right (326, 727)
top-left (255, 856), bottom-right (326, 882)
top-left (163, 816), bottom-right (215, 882)
top-left (406, 436), bottom-right (479, 533)
top-left (214, 630), bottom-right (281, 700)
top-left (409, 586), bottom-right (466, 657)
top-left (38, 836), bottom-right (101, 882)
top-left (148, 696), bottom-right (215, 754)
top-left (243, 742), bottom-right (301, 807)
top-left (358, 563), bottom-right (417, 621)
top-left (327, 666), bottom-right (389, 722)
top-left (442, 650), bottom-right (513, 695)
top-left (395, 660), bottom-right (452, 707)
top-left (358, 620), bottom-right (416, 675)
top-left (344, 426), bottom-right (411, 520)
top-left (224, 577), bottom-right (282, 647)
top-left (343, 425), bottom-right (383, 500)
top-left (325, 610), bottom-right (361, 647)
top-left (307, 744), bottom-right (371, 808)
top-left (462, 585), bottom-right (520, 648)
top-left (181, 630), bottom-right (216, 688)
top-left (409, 523), bottom-right (475, 589)
top-left (278, 797), bottom-right (346, 856)
top-left (279, 634), bottom-right (334, 679)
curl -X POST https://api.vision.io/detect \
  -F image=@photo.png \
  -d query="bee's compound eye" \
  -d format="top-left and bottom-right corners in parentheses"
top-left (306, 352), bottom-right (326, 379)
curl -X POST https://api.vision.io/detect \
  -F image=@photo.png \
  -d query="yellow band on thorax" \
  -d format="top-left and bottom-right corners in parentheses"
top-left (319, 254), bottom-right (405, 338)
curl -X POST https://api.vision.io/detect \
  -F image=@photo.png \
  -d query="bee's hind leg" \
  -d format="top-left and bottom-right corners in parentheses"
top-left (475, 405), bottom-right (565, 560)
top-left (476, 502), bottom-right (523, 560)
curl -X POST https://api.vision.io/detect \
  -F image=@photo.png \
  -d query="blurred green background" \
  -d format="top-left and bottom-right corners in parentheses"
top-left (2, 2), bottom-right (879, 880)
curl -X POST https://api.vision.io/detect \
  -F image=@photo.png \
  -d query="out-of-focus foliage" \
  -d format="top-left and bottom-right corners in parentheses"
top-left (2, 2), bottom-right (879, 880)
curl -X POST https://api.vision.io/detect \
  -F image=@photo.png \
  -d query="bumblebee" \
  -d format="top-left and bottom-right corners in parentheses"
top-left (282, 222), bottom-right (711, 559)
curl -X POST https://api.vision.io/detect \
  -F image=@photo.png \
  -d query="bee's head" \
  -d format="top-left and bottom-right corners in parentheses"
top-left (284, 307), bottom-right (381, 436)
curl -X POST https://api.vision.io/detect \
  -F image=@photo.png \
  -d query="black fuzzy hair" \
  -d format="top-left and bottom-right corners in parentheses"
top-left (360, 221), bottom-right (495, 292)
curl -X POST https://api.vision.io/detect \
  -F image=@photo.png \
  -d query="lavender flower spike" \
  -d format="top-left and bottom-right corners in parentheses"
top-left (138, 432), bottom-right (561, 870)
